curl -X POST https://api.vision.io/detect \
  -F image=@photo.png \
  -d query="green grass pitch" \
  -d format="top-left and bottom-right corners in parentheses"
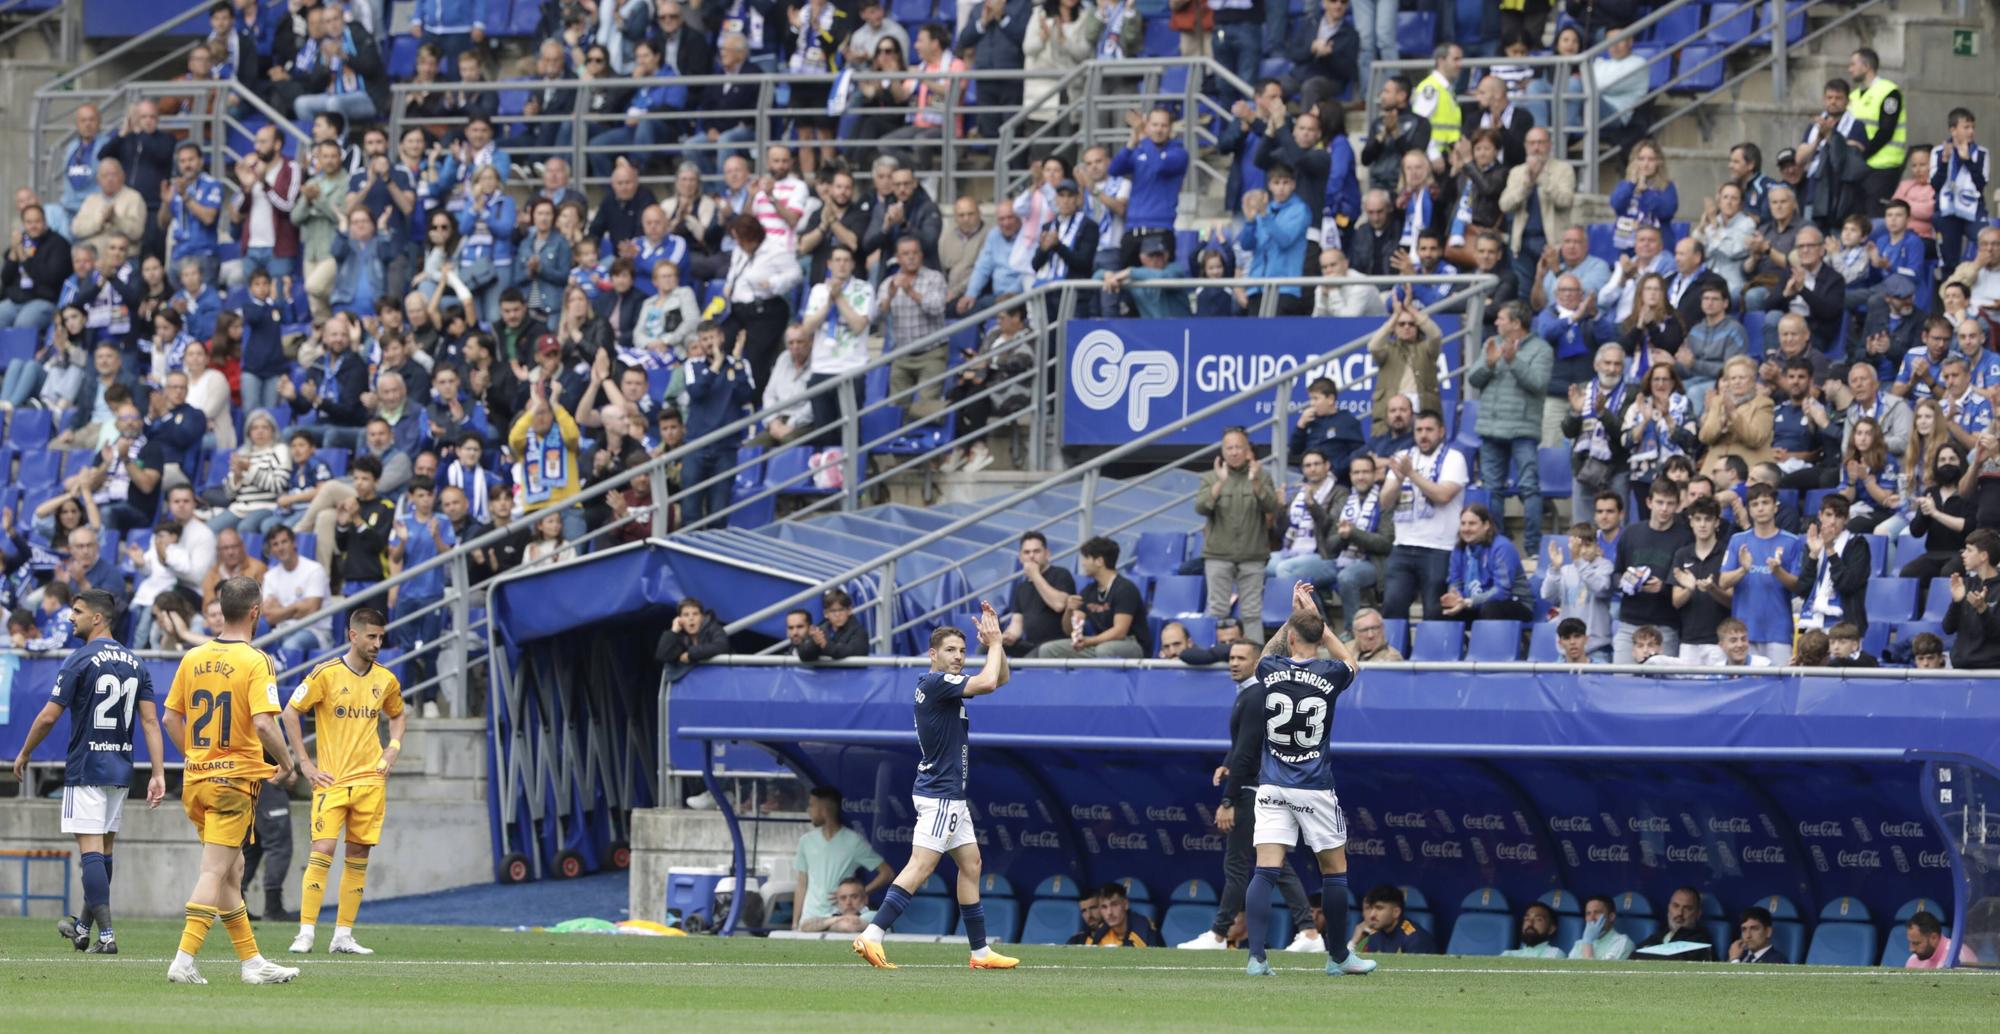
top-left (3, 917), bottom-right (1995, 1031)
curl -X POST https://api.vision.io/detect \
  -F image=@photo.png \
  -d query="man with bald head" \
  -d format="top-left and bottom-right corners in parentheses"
top-left (71, 158), bottom-right (147, 252)
top-left (52, 104), bottom-right (109, 239)
top-left (1500, 126), bottom-right (1577, 295)
top-left (1471, 75), bottom-right (1532, 167)
top-left (585, 161), bottom-right (658, 253)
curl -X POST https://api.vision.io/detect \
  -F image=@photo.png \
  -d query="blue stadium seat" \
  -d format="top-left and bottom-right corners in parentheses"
top-left (1262, 577), bottom-right (1291, 631)
top-left (1151, 575), bottom-right (1206, 617)
top-left (1398, 886), bottom-right (1429, 912)
top-left (502, 0), bottom-right (543, 37)
top-left (0, 326), bottom-right (36, 364)
top-left (1169, 879), bottom-right (1218, 903)
top-left (1265, 905), bottom-right (1294, 950)
top-left (1381, 618), bottom-right (1409, 655)
top-left (1183, 532), bottom-right (1204, 563)
top-left (1116, 877), bottom-right (1152, 903)
top-left (1528, 620), bottom-right (1561, 661)
top-left (1890, 620), bottom-right (1945, 654)
top-left (983, 898), bottom-right (1021, 943)
top-left (387, 34), bottom-right (421, 79)
top-left (1741, 311), bottom-right (1766, 357)
top-left (1754, 894), bottom-right (1806, 964)
top-left (916, 874), bottom-right (948, 896)
top-left (1865, 577), bottom-right (1920, 624)
top-left (898, 895), bottom-right (955, 935)
top-left (1447, 911), bottom-right (1513, 956)
top-left (1140, 17), bottom-right (1178, 58)
top-left (1409, 621), bottom-right (1464, 661)
top-left (1705, 3), bottom-right (1756, 46)
top-left (319, 448), bottom-right (350, 477)
top-left (16, 447), bottom-right (64, 489)
top-left (1587, 223), bottom-right (1618, 265)
top-left (1672, 45), bottom-right (1724, 93)
top-left (1861, 621), bottom-right (1890, 659)
top-left (1896, 897), bottom-right (1945, 921)
top-left (1861, 534), bottom-right (1891, 576)
top-left (1394, 10), bottom-right (1434, 57)
top-left (1539, 447), bottom-right (1572, 501)
top-left (1619, 916), bottom-right (1660, 945)
top-left (1894, 535), bottom-right (1928, 572)
top-left (1462, 887), bottom-right (1508, 913)
top-left (1466, 620), bottom-right (1523, 662)
top-left (979, 873), bottom-right (1014, 898)
top-left (1920, 578), bottom-right (1953, 622)
top-left (1453, 400), bottom-right (1480, 450)
top-left (1160, 904), bottom-right (1213, 947)
top-left (1614, 890), bottom-right (1656, 943)
top-left (890, 0), bottom-right (934, 25)
top-left (1032, 875), bottom-right (1081, 899)
top-left (1645, 4), bottom-right (1703, 43)
top-left (1132, 531), bottom-right (1187, 580)
top-left (10, 409), bottom-right (52, 450)
top-left (1807, 898), bottom-right (1876, 966)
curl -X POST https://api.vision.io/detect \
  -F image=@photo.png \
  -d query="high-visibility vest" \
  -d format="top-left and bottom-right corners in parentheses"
top-left (1850, 76), bottom-right (1907, 172)
top-left (1414, 70), bottom-right (1461, 149)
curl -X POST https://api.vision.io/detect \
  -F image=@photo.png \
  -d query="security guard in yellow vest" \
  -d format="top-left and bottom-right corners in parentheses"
top-left (1846, 46), bottom-right (1906, 213)
top-left (1411, 42), bottom-right (1463, 173)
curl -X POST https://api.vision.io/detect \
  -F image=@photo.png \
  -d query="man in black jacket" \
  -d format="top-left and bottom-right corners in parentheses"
top-left (1947, 530), bottom-right (2000, 669)
top-left (1762, 225), bottom-right (1845, 351)
top-left (1283, 0), bottom-right (1359, 116)
top-left (1346, 189), bottom-right (1399, 277)
top-left (693, 32), bottom-right (758, 176)
top-left (1360, 76), bottom-right (1430, 194)
top-left (1174, 636), bottom-right (1317, 950)
top-left (107, 100), bottom-right (177, 261)
top-left (656, 597), bottom-right (729, 668)
top-left (0, 202), bottom-right (71, 329)
top-left (861, 168), bottom-right (944, 271)
top-left (585, 164), bottom-right (658, 254)
top-left (646, 0), bottom-right (713, 78)
top-left (1030, 179), bottom-right (1098, 286)
top-left (281, 312), bottom-right (372, 449)
top-left (796, 588), bottom-right (870, 661)
top-left (1471, 76), bottom-right (1533, 169)
top-left (1254, 107), bottom-right (1332, 240)
top-left (1799, 494), bottom-right (1871, 634)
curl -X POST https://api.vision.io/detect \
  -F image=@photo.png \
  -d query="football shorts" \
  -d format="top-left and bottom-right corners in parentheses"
top-left (911, 795), bottom-right (977, 853)
top-left (312, 784), bottom-right (387, 846)
top-left (182, 778), bottom-right (257, 847)
top-left (1252, 784), bottom-right (1349, 852)
top-left (60, 785), bottom-right (129, 835)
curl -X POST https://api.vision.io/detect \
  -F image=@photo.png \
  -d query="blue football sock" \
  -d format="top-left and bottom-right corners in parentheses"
top-left (873, 884), bottom-right (912, 933)
top-left (1322, 875), bottom-right (1350, 963)
top-left (1245, 867), bottom-right (1280, 963)
top-left (960, 902), bottom-right (988, 952)
top-left (80, 852), bottom-right (110, 937)
top-left (102, 854), bottom-right (113, 884)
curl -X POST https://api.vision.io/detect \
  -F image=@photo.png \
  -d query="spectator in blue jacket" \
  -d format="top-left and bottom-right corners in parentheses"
top-left (1441, 503), bottom-right (1532, 621)
top-left (957, 203), bottom-right (1029, 314)
top-left (432, 116), bottom-right (511, 213)
top-left (145, 370), bottom-right (208, 490)
top-left (673, 321), bottom-right (756, 524)
top-left (1606, 140), bottom-right (1679, 254)
top-left (588, 39), bottom-right (681, 178)
top-left (1215, 81), bottom-right (1280, 215)
top-left (1239, 163), bottom-right (1311, 315)
top-left (330, 207), bottom-right (392, 319)
top-left (1322, 127), bottom-right (1361, 252)
top-left (237, 268), bottom-right (287, 415)
top-left (1100, 237), bottom-right (1191, 318)
top-left (1109, 107), bottom-right (1189, 268)
top-left (170, 259), bottom-right (220, 343)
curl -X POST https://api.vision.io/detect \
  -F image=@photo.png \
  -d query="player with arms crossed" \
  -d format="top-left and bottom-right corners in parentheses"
top-left (282, 607), bottom-right (406, 955)
top-left (162, 575), bottom-right (301, 986)
top-left (9, 589), bottom-right (165, 954)
top-left (852, 602), bottom-right (1019, 971)
top-left (1230, 582), bottom-right (1376, 977)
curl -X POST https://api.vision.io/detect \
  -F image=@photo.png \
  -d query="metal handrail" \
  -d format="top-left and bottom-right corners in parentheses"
top-left (719, 274), bottom-right (1499, 642)
top-left (0, 0), bottom-right (77, 62)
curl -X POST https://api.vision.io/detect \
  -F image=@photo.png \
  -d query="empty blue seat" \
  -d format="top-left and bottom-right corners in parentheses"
top-left (1461, 887), bottom-right (1509, 913)
top-left (1116, 877), bottom-right (1152, 902)
top-left (319, 448), bottom-right (350, 477)
top-left (1140, 17), bottom-right (1177, 58)
top-left (1672, 44), bottom-right (1724, 93)
top-left (0, 326), bottom-right (36, 364)
top-left (982, 898), bottom-right (1021, 943)
top-left (1409, 621), bottom-right (1464, 661)
top-left (1528, 620), bottom-right (1561, 661)
top-left (15, 449), bottom-right (60, 488)
top-left (1261, 576), bottom-right (1291, 631)
top-left (1539, 447), bottom-right (1572, 500)
top-left (1616, 890), bottom-right (1654, 917)
top-left (1865, 577), bottom-right (1919, 624)
top-left (898, 895), bottom-right (954, 935)
top-left (733, 447), bottom-right (766, 491)
top-left (1447, 911), bottom-right (1513, 956)
top-left (1159, 904), bottom-right (1212, 946)
top-left (1806, 922), bottom-right (1877, 966)
top-left (1151, 575), bottom-right (1206, 617)
top-left (10, 409), bottom-right (52, 449)
top-left (1394, 10), bottom-right (1434, 56)
top-left (1587, 223), bottom-right (1618, 264)
top-left (1466, 620), bottom-right (1523, 662)
top-left (1894, 535), bottom-right (1928, 572)
top-left (1398, 886), bottom-right (1429, 912)
top-left (1381, 617), bottom-right (1409, 655)
top-left (1132, 531), bottom-right (1187, 580)
top-left (387, 34), bottom-right (421, 79)
top-left (1019, 901), bottom-right (1077, 944)
top-left (1453, 400), bottom-right (1479, 450)
top-left (1168, 879), bottom-right (1218, 903)
top-left (1033, 875), bottom-right (1081, 899)
top-left (1645, 3), bottom-right (1703, 43)
top-left (1920, 578), bottom-right (1953, 622)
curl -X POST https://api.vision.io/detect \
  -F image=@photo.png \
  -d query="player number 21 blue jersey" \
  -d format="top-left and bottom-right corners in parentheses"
top-left (50, 639), bottom-right (155, 787)
top-left (913, 671), bottom-right (970, 801)
top-left (1256, 656), bottom-right (1354, 791)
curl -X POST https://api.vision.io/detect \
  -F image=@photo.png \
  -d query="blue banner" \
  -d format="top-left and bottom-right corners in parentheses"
top-left (2, 657), bottom-right (184, 765)
top-left (1062, 317), bottom-right (1463, 447)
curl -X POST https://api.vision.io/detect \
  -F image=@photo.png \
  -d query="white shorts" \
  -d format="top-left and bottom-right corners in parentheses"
top-left (61, 785), bottom-right (129, 835)
top-left (1253, 785), bottom-right (1348, 852)
top-left (911, 796), bottom-right (977, 853)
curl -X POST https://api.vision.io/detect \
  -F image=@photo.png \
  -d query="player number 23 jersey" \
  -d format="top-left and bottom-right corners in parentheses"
top-left (167, 640), bottom-right (282, 784)
top-left (1255, 656), bottom-right (1354, 791)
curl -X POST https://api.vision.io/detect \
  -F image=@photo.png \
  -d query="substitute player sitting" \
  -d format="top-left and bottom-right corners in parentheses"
top-left (282, 606), bottom-right (405, 955)
top-left (163, 576), bottom-right (301, 986)
top-left (9, 589), bottom-right (165, 955)
top-left (852, 603), bottom-right (1019, 971)
top-left (1229, 582), bottom-right (1376, 978)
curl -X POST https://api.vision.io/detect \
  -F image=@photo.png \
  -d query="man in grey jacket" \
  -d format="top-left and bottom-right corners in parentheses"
top-left (1466, 300), bottom-right (1553, 559)
top-left (1678, 283), bottom-right (1748, 410)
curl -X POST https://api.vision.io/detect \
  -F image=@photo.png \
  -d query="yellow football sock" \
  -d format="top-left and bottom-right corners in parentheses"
top-left (336, 857), bottom-right (369, 928)
top-left (220, 905), bottom-right (260, 961)
top-left (178, 903), bottom-right (218, 956)
top-left (299, 851), bottom-right (333, 925)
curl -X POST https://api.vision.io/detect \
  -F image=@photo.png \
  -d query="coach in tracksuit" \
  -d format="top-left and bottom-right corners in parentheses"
top-left (1179, 640), bottom-right (1317, 950)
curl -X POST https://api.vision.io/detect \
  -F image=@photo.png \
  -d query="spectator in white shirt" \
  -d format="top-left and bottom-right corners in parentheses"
top-left (157, 484), bottom-right (217, 596)
top-left (1311, 247), bottom-right (1384, 317)
top-left (1718, 617), bottom-right (1774, 667)
top-left (261, 523), bottom-right (332, 657)
top-left (752, 323), bottom-right (815, 447)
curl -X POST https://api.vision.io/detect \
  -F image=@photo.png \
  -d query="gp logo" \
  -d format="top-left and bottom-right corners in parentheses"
top-left (1071, 329), bottom-right (1178, 432)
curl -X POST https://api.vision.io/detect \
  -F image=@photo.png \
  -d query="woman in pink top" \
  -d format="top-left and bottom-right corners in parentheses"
top-left (1894, 148), bottom-right (1937, 240)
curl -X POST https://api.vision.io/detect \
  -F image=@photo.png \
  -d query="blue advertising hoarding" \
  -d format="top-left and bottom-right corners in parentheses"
top-left (1062, 317), bottom-right (1464, 447)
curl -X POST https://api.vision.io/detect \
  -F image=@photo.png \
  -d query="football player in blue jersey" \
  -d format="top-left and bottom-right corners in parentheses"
top-left (853, 602), bottom-right (1019, 971)
top-left (10, 589), bottom-right (166, 954)
top-left (1226, 581), bottom-right (1376, 977)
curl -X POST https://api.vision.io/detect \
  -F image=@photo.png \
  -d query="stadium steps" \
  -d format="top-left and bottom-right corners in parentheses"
top-left (664, 470), bottom-right (1207, 650)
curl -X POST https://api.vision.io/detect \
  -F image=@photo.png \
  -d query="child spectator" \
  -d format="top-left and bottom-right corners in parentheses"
top-left (1541, 523), bottom-right (1613, 661)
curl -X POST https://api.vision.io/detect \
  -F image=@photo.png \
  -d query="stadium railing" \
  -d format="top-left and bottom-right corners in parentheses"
top-left (240, 271), bottom-right (1485, 715)
top-left (0, 0), bottom-right (81, 66)
top-left (28, 0), bottom-right (218, 195)
top-left (37, 77), bottom-right (317, 196)
top-left (381, 56), bottom-right (1258, 204)
top-left (1363, 0), bottom-right (1890, 194)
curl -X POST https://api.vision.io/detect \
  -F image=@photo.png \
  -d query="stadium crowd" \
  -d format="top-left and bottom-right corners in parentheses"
top-left (1, 0), bottom-right (1997, 678)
